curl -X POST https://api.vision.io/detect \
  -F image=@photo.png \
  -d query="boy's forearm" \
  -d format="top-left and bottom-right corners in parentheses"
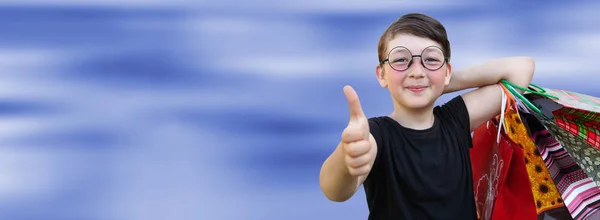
top-left (319, 143), bottom-right (359, 202)
top-left (443, 56), bottom-right (535, 94)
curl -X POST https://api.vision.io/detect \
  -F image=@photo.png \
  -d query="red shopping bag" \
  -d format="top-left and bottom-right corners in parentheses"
top-left (470, 119), bottom-right (537, 220)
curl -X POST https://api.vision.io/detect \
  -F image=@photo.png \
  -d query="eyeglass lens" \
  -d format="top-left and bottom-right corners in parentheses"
top-left (388, 46), bottom-right (445, 71)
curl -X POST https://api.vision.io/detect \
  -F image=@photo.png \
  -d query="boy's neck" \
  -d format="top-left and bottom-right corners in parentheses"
top-left (389, 103), bottom-right (435, 130)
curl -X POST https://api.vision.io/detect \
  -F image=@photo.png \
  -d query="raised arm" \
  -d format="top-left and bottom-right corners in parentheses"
top-left (444, 56), bottom-right (535, 131)
top-left (319, 85), bottom-right (378, 202)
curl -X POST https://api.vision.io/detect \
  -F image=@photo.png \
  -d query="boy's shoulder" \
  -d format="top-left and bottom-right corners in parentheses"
top-left (435, 94), bottom-right (467, 111)
top-left (434, 94), bottom-right (470, 121)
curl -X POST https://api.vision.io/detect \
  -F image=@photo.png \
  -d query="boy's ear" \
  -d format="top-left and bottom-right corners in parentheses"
top-left (376, 65), bottom-right (388, 88)
top-left (444, 62), bottom-right (452, 86)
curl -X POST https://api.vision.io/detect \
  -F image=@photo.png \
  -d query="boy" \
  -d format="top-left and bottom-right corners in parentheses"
top-left (319, 13), bottom-right (535, 219)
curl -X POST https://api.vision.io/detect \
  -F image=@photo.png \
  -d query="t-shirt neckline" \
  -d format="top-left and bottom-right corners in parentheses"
top-left (383, 114), bottom-right (440, 135)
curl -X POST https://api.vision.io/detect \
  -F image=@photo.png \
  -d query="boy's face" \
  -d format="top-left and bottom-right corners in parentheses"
top-left (376, 34), bottom-right (452, 110)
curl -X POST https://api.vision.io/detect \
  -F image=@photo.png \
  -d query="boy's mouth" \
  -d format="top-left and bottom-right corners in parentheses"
top-left (406, 85), bottom-right (428, 93)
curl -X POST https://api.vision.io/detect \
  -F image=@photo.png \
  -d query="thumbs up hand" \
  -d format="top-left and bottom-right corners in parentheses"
top-left (341, 85), bottom-right (375, 177)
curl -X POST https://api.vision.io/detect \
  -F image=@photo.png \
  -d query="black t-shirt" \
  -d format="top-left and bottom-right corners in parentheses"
top-left (364, 95), bottom-right (477, 220)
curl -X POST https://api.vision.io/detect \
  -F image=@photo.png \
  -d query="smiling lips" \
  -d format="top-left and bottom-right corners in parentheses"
top-left (406, 85), bottom-right (428, 93)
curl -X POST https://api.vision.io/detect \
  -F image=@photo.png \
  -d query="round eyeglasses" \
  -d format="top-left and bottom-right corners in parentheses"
top-left (380, 46), bottom-right (448, 71)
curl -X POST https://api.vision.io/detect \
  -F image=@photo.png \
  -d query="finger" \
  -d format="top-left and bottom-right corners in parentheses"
top-left (348, 164), bottom-right (371, 177)
top-left (346, 153), bottom-right (371, 169)
top-left (341, 125), bottom-right (366, 143)
top-left (357, 116), bottom-right (370, 135)
top-left (343, 85), bottom-right (365, 120)
top-left (344, 141), bottom-right (371, 157)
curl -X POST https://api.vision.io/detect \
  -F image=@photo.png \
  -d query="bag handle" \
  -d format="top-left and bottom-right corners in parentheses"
top-left (498, 83), bottom-right (517, 114)
top-left (500, 80), bottom-right (543, 116)
top-left (496, 83), bottom-right (514, 143)
top-left (499, 79), bottom-right (559, 100)
top-left (500, 80), bottom-right (554, 120)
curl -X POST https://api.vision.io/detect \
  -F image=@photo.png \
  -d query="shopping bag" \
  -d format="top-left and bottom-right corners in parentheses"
top-left (503, 109), bottom-right (567, 216)
top-left (471, 119), bottom-right (510, 220)
top-left (538, 115), bottom-right (600, 186)
top-left (521, 111), bottom-right (600, 220)
top-left (504, 80), bottom-right (600, 151)
top-left (470, 118), bottom-right (537, 220)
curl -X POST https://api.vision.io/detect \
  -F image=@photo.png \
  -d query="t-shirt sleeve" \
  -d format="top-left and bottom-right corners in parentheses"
top-left (437, 95), bottom-right (473, 148)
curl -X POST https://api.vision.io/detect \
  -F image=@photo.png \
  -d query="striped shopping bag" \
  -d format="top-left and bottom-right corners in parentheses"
top-left (521, 112), bottom-right (600, 220)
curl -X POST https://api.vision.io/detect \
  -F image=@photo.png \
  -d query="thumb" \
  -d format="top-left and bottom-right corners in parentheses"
top-left (343, 85), bottom-right (365, 121)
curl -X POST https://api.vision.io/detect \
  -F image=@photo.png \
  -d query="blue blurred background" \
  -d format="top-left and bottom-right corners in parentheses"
top-left (0, 0), bottom-right (598, 219)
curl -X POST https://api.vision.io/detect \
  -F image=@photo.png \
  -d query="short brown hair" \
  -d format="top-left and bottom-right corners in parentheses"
top-left (377, 13), bottom-right (451, 64)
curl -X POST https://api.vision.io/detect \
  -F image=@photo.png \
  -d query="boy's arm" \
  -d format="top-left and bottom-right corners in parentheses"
top-left (444, 56), bottom-right (535, 131)
top-left (320, 142), bottom-right (358, 202)
top-left (320, 86), bottom-right (378, 202)
top-left (320, 136), bottom-right (377, 202)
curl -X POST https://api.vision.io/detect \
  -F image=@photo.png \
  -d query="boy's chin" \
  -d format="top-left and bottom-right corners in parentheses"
top-left (397, 97), bottom-right (435, 110)
top-left (406, 101), bottom-right (434, 110)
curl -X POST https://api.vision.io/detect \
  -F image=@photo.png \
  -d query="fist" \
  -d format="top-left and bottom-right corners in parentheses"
top-left (341, 85), bottom-right (375, 177)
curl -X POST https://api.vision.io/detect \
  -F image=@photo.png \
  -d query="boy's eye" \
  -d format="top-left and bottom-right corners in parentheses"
top-left (393, 58), bottom-right (409, 63)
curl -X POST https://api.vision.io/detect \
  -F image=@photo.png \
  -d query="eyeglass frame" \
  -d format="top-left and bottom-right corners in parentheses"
top-left (379, 45), bottom-right (449, 71)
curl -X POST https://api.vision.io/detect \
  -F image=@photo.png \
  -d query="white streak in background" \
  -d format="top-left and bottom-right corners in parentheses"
top-left (446, 18), bottom-right (516, 52)
top-left (0, 0), bottom-right (197, 8)
top-left (186, 16), bottom-right (350, 77)
top-left (192, 17), bottom-right (273, 34)
top-left (219, 51), bottom-right (374, 78)
top-left (539, 31), bottom-right (600, 57)
top-left (202, 0), bottom-right (482, 14)
top-left (0, 0), bottom-right (473, 11)
top-left (94, 124), bottom-right (245, 220)
top-left (189, 16), bottom-right (320, 47)
top-left (538, 3), bottom-right (600, 25)
top-left (568, 32), bottom-right (600, 54)
top-left (0, 117), bottom-right (50, 140)
top-left (520, 31), bottom-right (600, 84)
top-left (189, 16), bottom-right (322, 54)
top-left (0, 148), bottom-right (96, 201)
top-left (0, 49), bottom-right (69, 76)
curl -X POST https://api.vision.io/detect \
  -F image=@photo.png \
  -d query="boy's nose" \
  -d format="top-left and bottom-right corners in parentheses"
top-left (407, 57), bottom-right (425, 78)
top-left (408, 64), bottom-right (425, 78)
top-left (409, 71), bottom-right (425, 79)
